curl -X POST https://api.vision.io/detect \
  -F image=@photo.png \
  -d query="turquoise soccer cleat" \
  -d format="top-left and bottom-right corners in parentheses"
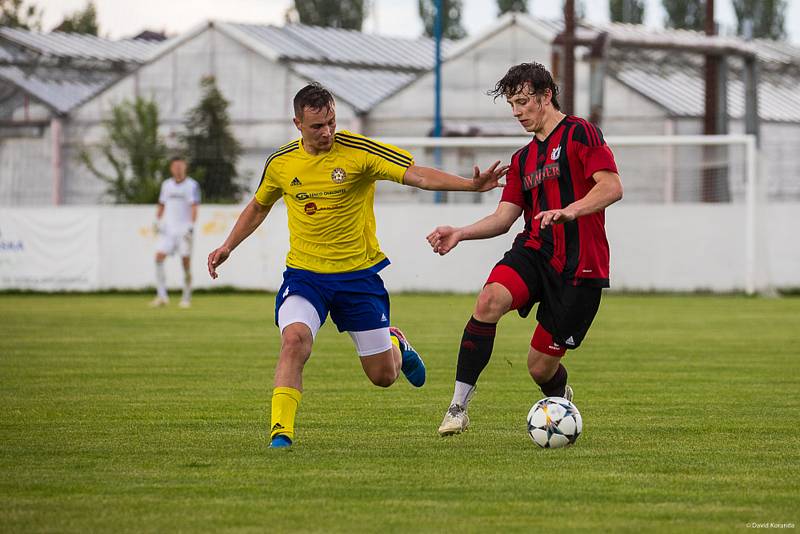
top-left (269, 434), bottom-right (293, 449)
top-left (390, 327), bottom-right (426, 387)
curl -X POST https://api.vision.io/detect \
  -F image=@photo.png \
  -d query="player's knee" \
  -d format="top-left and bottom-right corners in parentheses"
top-left (527, 345), bottom-right (563, 384)
top-left (280, 327), bottom-right (312, 360)
top-left (528, 358), bottom-right (555, 384)
top-left (475, 286), bottom-right (510, 321)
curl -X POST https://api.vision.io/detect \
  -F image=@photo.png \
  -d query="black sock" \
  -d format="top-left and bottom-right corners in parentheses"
top-left (538, 363), bottom-right (568, 397)
top-left (455, 317), bottom-right (497, 385)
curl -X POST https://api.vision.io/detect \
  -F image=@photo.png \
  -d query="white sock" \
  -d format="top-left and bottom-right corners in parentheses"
top-left (182, 267), bottom-right (192, 302)
top-left (451, 381), bottom-right (476, 408)
top-left (155, 261), bottom-right (167, 299)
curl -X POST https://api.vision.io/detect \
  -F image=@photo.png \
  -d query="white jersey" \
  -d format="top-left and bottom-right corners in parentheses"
top-left (158, 177), bottom-right (200, 234)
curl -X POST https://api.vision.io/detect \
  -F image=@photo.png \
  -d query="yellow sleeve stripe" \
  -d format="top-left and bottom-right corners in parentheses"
top-left (335, 135), bottom-right (412, 168)
top-left (255, 141), bottom-right (300, 191)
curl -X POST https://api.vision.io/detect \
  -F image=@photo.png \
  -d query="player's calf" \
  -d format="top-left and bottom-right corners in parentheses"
top-left (362, 353), bottom-right (399, 388)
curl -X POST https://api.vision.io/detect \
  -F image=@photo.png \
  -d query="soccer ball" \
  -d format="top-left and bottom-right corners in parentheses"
top-left (526, 397), bottom-right (583, 448)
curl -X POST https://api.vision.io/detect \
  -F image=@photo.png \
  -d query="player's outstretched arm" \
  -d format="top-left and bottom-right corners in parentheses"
top-left (534, 170), bottom-right (623, 229)
top-left (403, 161), bottom-right (509, 192)
top-left (427, 201), bottom-right (522, 255)
top-left (208, 198), bottom-right (272, 279)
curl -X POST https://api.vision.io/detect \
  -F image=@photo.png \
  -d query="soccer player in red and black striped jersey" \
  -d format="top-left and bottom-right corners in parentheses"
top-left (428, 62), bottom-right (623, 436)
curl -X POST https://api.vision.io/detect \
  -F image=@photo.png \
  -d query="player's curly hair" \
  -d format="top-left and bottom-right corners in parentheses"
top-left (488, 62), bottom-right (561, 110)
top-left (293, 82), bottom-right (335, 118)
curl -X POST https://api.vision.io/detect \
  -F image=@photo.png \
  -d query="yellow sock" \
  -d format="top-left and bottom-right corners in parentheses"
top-left (270, 387), bottom-right (302, 440)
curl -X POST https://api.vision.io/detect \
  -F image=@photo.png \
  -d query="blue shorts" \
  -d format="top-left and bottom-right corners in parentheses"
top-left (274, 260), bottom-right (391, 333)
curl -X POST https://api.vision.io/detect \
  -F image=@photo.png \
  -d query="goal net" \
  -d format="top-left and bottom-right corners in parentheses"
top-left (375, 134), bottom-right (767, 294)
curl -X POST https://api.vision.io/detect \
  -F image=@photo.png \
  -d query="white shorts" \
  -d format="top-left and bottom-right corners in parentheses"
top-left (277, 295), bottom-right (392, 356)
top-left (156, 231), bottom-right (193, 257)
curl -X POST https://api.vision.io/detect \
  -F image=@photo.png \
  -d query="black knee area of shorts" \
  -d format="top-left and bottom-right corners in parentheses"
top-left (455, 316), bottom-right (497, 386)
top-left (538, 363), bottom-right (568, 397)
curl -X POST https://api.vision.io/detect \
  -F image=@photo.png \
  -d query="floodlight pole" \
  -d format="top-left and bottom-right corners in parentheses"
top-left (433, 0), bottom-right (445, 203)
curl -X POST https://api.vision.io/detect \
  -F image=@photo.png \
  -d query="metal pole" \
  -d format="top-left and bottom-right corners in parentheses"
top-left (742, 19), bottom-right (761, 296)
top-left (743, 20), bottom-right (760, 146)
top-left (703, 0), bottom-right (718, 137)
top-left (744, 134), bottom-right (757, 295)
top-left (563, 0), bottom-right (575, 115)
top-left (433, 0), bottom-right (445, 203)
top-left (51, 117), bottom-right (63, 206)
top-left (702, 0), bottom-right (719, 202)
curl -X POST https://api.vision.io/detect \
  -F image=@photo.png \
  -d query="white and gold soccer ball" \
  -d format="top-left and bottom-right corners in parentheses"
top-left (527, 397), bottom-right (583, 448)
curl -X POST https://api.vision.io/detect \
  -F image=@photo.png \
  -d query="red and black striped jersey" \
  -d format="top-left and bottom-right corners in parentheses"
top-left (500, 116), bottom-right (618, 287)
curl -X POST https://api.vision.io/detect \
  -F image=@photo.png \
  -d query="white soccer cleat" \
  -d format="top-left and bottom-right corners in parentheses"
top-left (564, 384), bottom-right (574, 402)
top-left (178, 300), bottom-right (191, 309)
top-left (149, 296), bottom-right (169, 308)
top-left (438, 403), bottom-right (470, 436)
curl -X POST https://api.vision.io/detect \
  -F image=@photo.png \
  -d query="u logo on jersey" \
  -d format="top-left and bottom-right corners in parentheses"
top-left (550, 146), bottom-right (561, 160)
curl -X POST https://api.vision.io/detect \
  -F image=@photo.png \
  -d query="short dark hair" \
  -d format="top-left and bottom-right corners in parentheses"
top-left (169, 155), bottom-right (186, 163)
top-left (293, 82), bottom-right (335, 119)
top-left (488, 62), bottom-right (561, 110)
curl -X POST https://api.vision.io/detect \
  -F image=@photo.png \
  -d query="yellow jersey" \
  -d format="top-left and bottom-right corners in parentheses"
top-left (254, 130), bottom-right (413, 273)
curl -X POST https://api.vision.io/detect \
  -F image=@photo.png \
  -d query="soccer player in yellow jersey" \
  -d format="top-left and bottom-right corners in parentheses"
top-left (207, 83), bottom-right (508, 448)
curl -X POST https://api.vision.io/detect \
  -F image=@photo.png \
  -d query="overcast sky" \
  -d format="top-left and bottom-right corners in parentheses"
top-left (35, 0), bottom-right (800, 44)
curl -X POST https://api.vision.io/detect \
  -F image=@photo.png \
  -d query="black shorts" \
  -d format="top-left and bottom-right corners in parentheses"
top-left (494, 246), bottom-right (602, 350)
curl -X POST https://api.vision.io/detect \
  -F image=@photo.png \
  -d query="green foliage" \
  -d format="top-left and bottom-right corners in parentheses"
top-left (53, 0), bottom-right (98, 35)
top-left (1, 294), bottom-right (799, 530)
top-left (81, 98), bottom-right (166, 204)
top-left (0, 0), bottom-right (42, 30)
top-left (293, 0), bottom-right (365, 30)
top-left (497, 0), bottom-right (527, 15)
top-left (419, 0), bottom-right (467, 40)
top-left (733, 0), bottom-right (786, 40)
top-left (662, 0), bottom-right (704, 31)
top-left (181, 76), bottom-right (243, 203)
top-left (609, 0), bottom-right (645, 23)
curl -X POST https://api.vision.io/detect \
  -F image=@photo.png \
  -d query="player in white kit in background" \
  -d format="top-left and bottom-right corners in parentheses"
top-left (150, 156), bottom-right (201, 308)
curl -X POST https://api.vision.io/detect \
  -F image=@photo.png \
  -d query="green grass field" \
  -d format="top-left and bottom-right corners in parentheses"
top-left (1, 293), bottom-right (799, 532)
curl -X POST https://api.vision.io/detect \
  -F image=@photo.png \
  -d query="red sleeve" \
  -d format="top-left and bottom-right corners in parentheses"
top-left (500, 151), bottom-right (525, 207)
top-left (570, 120), bottom-right (618, 179)
top-left (582, 144), bottom-right (618, 179)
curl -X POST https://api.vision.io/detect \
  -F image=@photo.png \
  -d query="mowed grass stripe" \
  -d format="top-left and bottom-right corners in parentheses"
top-left (0, 294), bottom-right (798, 532)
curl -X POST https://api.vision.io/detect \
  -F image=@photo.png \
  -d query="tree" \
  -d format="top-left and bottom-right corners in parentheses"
top-left (662, 0), bottom-right (704, 31)
top-left (181, 76), bottom-right (243, 203)
top-left (53, 1), bottom-right (98, 35)
top-left (733, 0), bottom-right (786, 40)
top-left (497, 0), bottom-right (527, 15)
top-left (292, 0), bottom-right (365, 30)
top-left (419, 0), bottom-right (466, 40)
top-left (0, 0), bottom-right (42, 30)
top-left (81, 98), bottom-right (166, 204)
top-left (610, 0), bottom-right (645, 24)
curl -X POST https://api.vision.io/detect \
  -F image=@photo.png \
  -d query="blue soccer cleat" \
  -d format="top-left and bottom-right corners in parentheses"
top-left (269, 434), bottom-right (293, 449)
top-left (390, 327), bottom-right (426, 387)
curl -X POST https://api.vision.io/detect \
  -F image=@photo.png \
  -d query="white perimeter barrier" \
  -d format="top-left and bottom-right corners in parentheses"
top-left (1, 203), bottom-right (798, 293)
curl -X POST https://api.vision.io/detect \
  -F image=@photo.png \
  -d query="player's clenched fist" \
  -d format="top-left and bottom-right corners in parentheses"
top-left (427, 226), bottom-right (462, 256)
